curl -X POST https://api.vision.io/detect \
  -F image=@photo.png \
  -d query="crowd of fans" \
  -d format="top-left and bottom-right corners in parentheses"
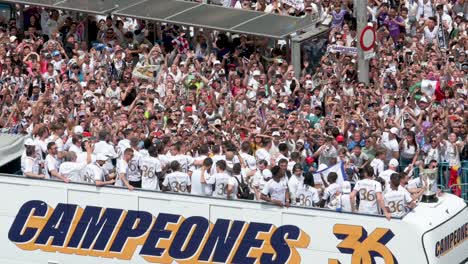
top-left (1, 0), bottom-right (466, 219)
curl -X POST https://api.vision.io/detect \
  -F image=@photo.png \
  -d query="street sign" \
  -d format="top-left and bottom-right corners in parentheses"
top-left (359, 25), bottom-right (375, 52)
top-left (364, 51), bottom-right (375, 60)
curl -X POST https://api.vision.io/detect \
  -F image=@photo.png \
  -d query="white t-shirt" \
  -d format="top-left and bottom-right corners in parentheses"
top-left (207, 172), bottom-right (234, 199)
top-left (59, 161), bottom-right (87, 182)
top-left (162, 171), bottom-right (191, 193)
top-left (323, 182), bottom-right (342, 209)
top-left (93, 140), bottom-right (118, 170)
top-left (45, 154), bottom-right (60, 179)
top-left (255, 148), bottom-right (271, 165)
top-left (22, 156), bottom-right (40, 176)
top-left (251, 169), bottom-right (271, 200)
top-left (295, 184), bottom-right (320, 207)
top-left (83, 163), bottom-right (106, 184)
top-left (127, 150), bottom-right (142, 182)
top-left (191, 168), bottom-right (212, 196)
top-left (139, 156), bottom-right (161, 190)
top-left (381, 132), bottom-right (399, 160)
top-left (115, 159), bottom-right (128, 187)
top-left (354, 178), bottom-right (383, 214)
top-left (379, 169), bottom-right (397, 193)
top-left (338, 193), bottom-right (353, 212)
top-left (370, 158), bottom-right (385, 177)
top-left (68, 144), bottom-right (83, 155)
top-left (384, 188), bottom-right (413, 217)
top-left (288, 174), bottom-right (304, 204)
top-left (168, 154), bottom-right (195, 173)
top-left (117, 138), bottom-right (131, 158)
top-left (261, 177), bottom-right (289, 203)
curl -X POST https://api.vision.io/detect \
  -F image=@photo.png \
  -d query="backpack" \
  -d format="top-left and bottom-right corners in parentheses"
top-left (234, 175), bottom-right (254, 200)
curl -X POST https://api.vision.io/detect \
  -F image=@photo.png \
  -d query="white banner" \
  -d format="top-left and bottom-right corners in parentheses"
top-left (312, 162), bottom-right (347, 185)
top-left (327, 45), bottom-right (358, 55)
top-left (281, 0), bottom-right (304, 10)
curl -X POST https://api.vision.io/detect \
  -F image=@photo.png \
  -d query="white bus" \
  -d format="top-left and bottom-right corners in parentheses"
top-left (0, 174), bottom-right (466, 264)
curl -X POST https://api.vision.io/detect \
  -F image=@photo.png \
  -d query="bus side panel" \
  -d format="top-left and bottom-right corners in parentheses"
top-left (422, 206), bottom-right (468, 264)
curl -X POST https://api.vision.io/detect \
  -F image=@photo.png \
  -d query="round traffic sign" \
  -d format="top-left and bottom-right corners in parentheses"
top-left (359, 25), bottom-right (375, 51)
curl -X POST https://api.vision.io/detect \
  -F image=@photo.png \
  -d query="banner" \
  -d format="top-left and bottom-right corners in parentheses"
top-left (327, 45), bottom-right (358, 55)
top-left (312, 161), bottom-right (347, 185)
top-left (281, 0), bottom-right (304, 10)
top-left (132, 65), bottom-right (161, 80)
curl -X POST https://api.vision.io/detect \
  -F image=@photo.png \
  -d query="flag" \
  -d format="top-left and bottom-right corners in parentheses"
top-left (448, 165), bottom-right (461, 197)
top-left (313, 162), bottom-right (348, 185)
top-left (409, 79), bottom-right (446, 102)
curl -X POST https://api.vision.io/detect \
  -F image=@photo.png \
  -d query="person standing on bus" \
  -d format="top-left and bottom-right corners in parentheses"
top-left (206, 160), bottom-right (235, 199)
top-left (295, 173), bottom-right (320, 207)
top-left (115, 148), bottom-right (135, 191)
top-left (384, 173), bottom-right (422, 217)
top-left (162, 161), bottom-right (191, 194)
top-left (350, 166), bottom-right (391, 220)
top-left (261, 166), bottom-right (291, 207)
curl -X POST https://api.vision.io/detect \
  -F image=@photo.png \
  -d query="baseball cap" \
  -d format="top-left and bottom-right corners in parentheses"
top-left (96, 153), bottom-right (109, 161)
top-left (389, 158), bottom-right (399, 167)
top-left (9, 36), bottom-right (17, 42)
top-left (277, 103), bottom-right (287, 109)
top-left (390, 127), bottom-right (399, 135)
top-left (214, 119), bottom-right (222, 126)
top-left (263, 169), bottom-right (272, 180)
top-left (336, 135), bottom-right (345, 143)
top-left (24, 138), bottom-right (35, 146)
top-left (296, 139), bottom-right (305, 145)
top-left (341, 181), bottom-right (352, 194)
top-left (52, 50), bottom-right (61, 57)
top-left (305, 156), bottom-right (314, 165)
top-left (419, 96), bottom-right (429, 103)
top-left (272, 131), bottom-right (281, 137)
top-left (305, 80), bottom-right (313, 88)
top-left (74, 125), bottom-right (84, 135)
top-left (213, 60), bottom-right (221, 65)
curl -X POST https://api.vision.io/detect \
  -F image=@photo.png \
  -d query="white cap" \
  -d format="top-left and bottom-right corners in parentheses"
top-left (272, 131), bottom-right (281, 137)
top-left (74, 126), bottom-right (84, 135)
top-left (9, 36), bottom-right (17, 42)
top-left (277, 103), bottom-right (287, 109)
top-left (420, 96), bottom-right (428, 103)
top-left (214, 119), bottom-right (222, 126)
top-left (94, 89), bottom-right (102, 94)
top-left (213, 60), bottom-right (221, 65)
top-left (252, 70), bottom-right (261, 76)
top-left (318, 163), bottom-right (328, 171)
top-left (341, 181), bottom-right (352, 194)
top-left (390, 127), bottom-right (399, 135)
top-left (24, 138), bottom-right (35, 146)
top-left (263, 169), bottom-right (272, 180)
top-left (305, 80), bottom-right (313, 87)
top-left (296, 139), bottom-right (304, 145)
top-left (389, 158), bottom-right (399, 167)
top-left (96, 153), bottom-right (109, 161)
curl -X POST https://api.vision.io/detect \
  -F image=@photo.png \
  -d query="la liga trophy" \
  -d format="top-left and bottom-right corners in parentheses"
top-left (420, 168), bottom-right (438, 203)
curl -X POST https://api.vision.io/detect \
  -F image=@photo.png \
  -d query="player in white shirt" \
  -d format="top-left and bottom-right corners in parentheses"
top-left (206, 160), bottom-right (237, 199)
top-left (191, 158), bottom-right (214, 196)
top-left (93, 130), bottom-right (118, 171)
top-left (275, 143), bottom-right (289, 164)
top-left (384, 173), bottom-right (422, 217)
top-left (44, 142), bottom-right (69, 183)
top-left (117, 129), bottom-right (133, 158)
top-left (68, 135), bottom-right (83, 156)
top-left (63, 125), bottom-right (83, 152)
top-left (82, 154), bottom-right (116, 186)
top-left (162, 161), bottom-right (192, 193)
top-left (22, 146), bottom-right (44, 179)
top-left (337, 181), bottom-right (354, 212)
top-left (255, 140), bottom-right (272, 166)
top-left (370, 149), bottom-right (386, 176)
top-left (167, 142), bottom-right (199, 173)
top-left (47, 123), bottom-right (65, 157)
top-left (250, 160), bottom-right (270, 200)
top-left (350, 166), bottom-right (391, 220)
top-left (139, 145), bottom-right (162, 190)
top-left (239, 141), bottom-right (257, 171)
top-left (126, 137), bottom-right (143, 188)
top-left (188, 144), bottom-right (210, 177)
top-left (115, 148), bottom-right (135, 191)
top-left (320, 172), bottom-right (342, 209)
top-left (379, 158), bottom-right (399, 193)
top-left (295, 173), bottom-right (320, 207)
top-left (261, 166), bottom-right (291, 207)
top-left (59, 142), bottom-right (93, 182)
top-left (288, 164), bottom-right (305, 205)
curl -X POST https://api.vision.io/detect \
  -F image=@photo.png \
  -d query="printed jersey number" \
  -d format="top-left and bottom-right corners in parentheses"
top-left (359, 189), bottom-right (376, 201)
top-left (297, 194), bottom-right (312, 207)
top-left (141, 165), bottom-right (155, 178)
top-left (171, 181), bottom-right (187, 193)
top-left (217, 183), bottom-right (228, 195)
top-left (387, 200), bottom-right (404, 213)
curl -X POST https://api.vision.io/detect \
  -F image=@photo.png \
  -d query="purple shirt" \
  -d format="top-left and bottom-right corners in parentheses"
top-left (331, 9), bottom-right (347, 28)
top-left (384, 16), bottom-right (404, 39)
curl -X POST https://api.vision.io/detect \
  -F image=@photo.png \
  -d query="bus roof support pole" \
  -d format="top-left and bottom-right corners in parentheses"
top-left (291, 39), bottom-right (301, 80)
top-left (356, 0), bottom-right (369, 84)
